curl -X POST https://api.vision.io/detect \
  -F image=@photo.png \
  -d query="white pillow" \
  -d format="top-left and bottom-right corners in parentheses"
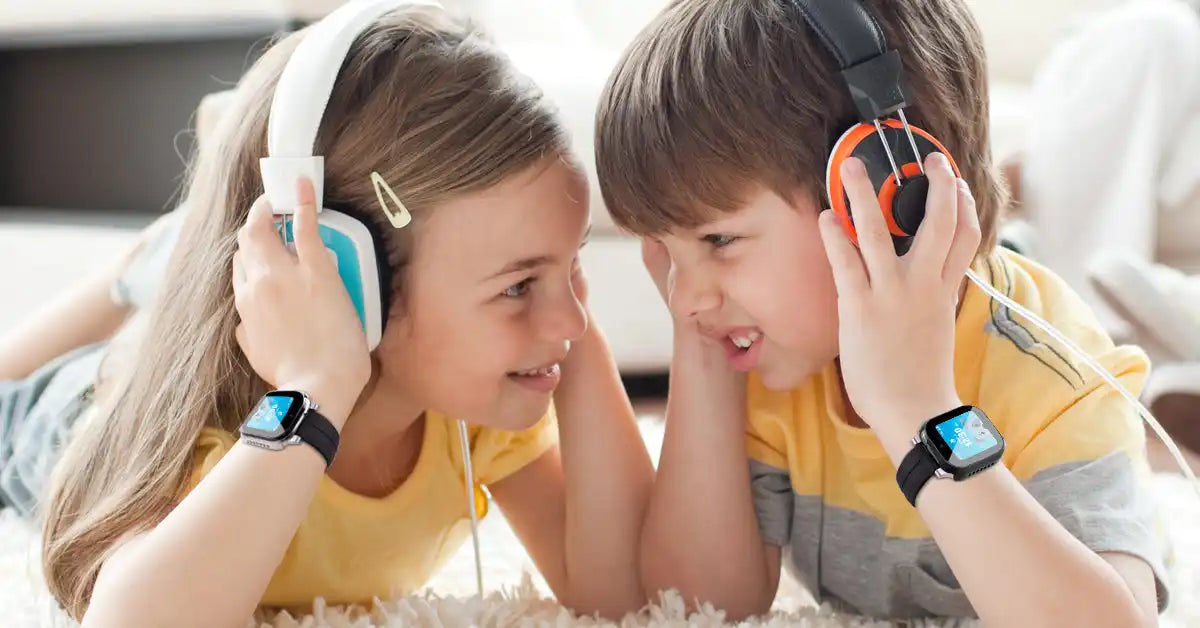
top-left (568, 0), bottom-right (670, 51)
top-left (454, 0), bottom-right (596, 48)
top-left (966, 0), bottom-right (1130, 83)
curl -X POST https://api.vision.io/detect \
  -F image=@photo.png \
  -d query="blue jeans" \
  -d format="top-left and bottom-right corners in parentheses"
top-left (0, 342), bottom-right (106, 518)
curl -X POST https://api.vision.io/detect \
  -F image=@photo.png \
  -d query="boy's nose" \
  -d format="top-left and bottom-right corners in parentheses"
top-left (670, 265), bottom-right (721, 320)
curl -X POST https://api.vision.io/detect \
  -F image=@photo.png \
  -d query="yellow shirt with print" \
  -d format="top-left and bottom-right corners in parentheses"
top-left (184, 407), bottom-right (556, 610)
top-left (745, 249), bottom-right (1170, 619)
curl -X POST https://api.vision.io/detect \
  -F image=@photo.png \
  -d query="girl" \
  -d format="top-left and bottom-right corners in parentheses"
top-left (6, 4), bottom-right (652, 625)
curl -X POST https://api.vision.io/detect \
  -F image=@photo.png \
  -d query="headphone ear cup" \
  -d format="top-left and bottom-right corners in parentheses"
top-left (890, 174), bottom-right (928, 235)
top-left (826, 119), bottom-right (961, 254)
top-left (311, 209), bottom-right (387, 350)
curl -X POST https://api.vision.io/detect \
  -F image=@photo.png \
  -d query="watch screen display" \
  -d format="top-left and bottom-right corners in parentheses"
top-left (241, 392), bottom-right (304, 441)
top-left (929, 407), bottom-right (1002, 464)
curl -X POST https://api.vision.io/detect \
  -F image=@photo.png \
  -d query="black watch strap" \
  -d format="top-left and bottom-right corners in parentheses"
top-left (896, 442), bottom-right (940, 507)
top-left (296, 409), bottom-right (339, 467)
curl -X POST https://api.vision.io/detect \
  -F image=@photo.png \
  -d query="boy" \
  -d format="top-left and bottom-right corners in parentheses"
top-left (595, 0), bottom-right (1169, 623)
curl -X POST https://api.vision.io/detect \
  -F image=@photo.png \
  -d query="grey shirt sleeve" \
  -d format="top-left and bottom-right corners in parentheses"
top-left (1023, 450), bottom-right (1173, 612)
top-left (749, 459), bottom-right (794, 547)
top-left (0, 342), bottom-right (106, 518)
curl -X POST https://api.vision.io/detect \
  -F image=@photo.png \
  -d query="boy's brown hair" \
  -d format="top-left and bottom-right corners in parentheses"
top-left (595, 0), bottom-right (1005, 254)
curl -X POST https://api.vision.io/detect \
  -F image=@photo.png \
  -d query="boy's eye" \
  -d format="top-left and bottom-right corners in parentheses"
top-left (702, 233), bottom-right (740, 248)
top-left (502, 277), bottom-right (535, 298)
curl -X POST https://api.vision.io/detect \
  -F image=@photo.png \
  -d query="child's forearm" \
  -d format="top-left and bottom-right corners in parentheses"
top-left (0, 210), bottom-right (179, 380)
top-left (0, 266), bottom-right (131, 380)
top-left (640, 330), bottom-right (776, 618)
top-left (83, 381), bottom-right (355, 628)
top-left (552, 323), bottom-right (654, 616)
top-left (876, 424), bottom-right (1148, 628)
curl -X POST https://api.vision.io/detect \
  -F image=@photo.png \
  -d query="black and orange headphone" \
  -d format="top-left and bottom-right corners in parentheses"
top-left (790, 0), bottom-right (962, 256)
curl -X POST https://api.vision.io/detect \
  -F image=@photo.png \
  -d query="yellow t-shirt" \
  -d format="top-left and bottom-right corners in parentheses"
top-left (745, 249), bottom-right (1170, 618)
top-left (186, 407), bottom-right (556, 609)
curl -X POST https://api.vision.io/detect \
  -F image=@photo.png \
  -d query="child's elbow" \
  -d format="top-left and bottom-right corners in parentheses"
top-left (79, 594), bottom-right (153, 628)
top-left (80, 577), bottom-right (151, 628)
top-left (80, 610), bottom-right (142, 628)
top-left (1098, 594), bottom-right (1157, 628)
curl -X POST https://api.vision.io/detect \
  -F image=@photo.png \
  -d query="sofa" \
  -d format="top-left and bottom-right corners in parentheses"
top-left (0, 0), bottom-right (1135, 374)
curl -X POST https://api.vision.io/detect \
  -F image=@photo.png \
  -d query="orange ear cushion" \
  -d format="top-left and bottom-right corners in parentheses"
top-left (826, 123), bottom-right (878, 245)
top-left (876, 162), bottom-right (926, 236)
top-left (825, 119), bottom-right (961, 245)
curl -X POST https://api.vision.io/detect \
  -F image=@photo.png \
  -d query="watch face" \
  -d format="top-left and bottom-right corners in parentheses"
top-left (240, 391), bottom-right (306, 441)
top-left (925, 407), bottom-right (1004, 468)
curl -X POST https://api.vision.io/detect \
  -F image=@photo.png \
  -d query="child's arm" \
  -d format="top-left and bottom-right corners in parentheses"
top-left (489, 319), bottom-right (655, 619)
top-left (636, 238), bottom-right (781, 618)
top-left (874, 436), bottom-right (1158, 628)
top-left (0, 269), bottom-right (129, 380)
top-left (638, 327), bottom-right (781, 618)
top-left (821, 154), bottom-right (1156, 626)
top-left (83, 186), bottom-right (372, 627)
top-left (0, 245), bottom-right (134, 380)
top-left (85, 385), bottom-right (355, 628)
top-left (0, 210), bottom-right (177, 380)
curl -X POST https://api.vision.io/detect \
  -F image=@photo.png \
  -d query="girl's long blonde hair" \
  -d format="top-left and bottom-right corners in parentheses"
top-left (42, 6), bottom-right (569, 619)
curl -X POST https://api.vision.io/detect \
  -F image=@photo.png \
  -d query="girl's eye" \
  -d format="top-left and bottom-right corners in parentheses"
top-left (502, 277), bottom-right (535, 298)
top-left (702, 233), bottom-right (740, 248)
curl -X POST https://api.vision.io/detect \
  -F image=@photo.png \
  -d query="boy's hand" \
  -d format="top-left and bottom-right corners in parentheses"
top-left (817, 153), bottom-right (980, 448)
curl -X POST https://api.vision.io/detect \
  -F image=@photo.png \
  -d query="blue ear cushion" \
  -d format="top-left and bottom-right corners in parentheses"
top-left (282, 213), bottom-right (392, 326)
top-left (348, 211), bottom-right (393, 321)
top-left (317, 225), bottom-right (370, 325)
top-left (332, 208), bottom-right (393, 323)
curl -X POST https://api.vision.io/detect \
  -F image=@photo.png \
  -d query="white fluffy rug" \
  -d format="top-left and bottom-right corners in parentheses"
top-left (2, 420), bottom-right (1198, 627)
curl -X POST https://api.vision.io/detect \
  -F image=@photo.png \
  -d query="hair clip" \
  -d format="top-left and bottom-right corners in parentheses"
top-left (371, 171), bottom-right (412, 229)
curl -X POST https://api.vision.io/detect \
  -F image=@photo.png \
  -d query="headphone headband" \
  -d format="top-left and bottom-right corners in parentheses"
top-left (788, 0), bottom-right (908, 123)
top-left (260, 0), bottom-right (442, 212)
top-left (788, 0), bottom-right (885, 68)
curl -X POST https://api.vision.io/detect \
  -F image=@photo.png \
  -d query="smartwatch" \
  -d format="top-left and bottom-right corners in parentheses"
top-left (238, 390), bottom-right (340, 467)
top-left (895, 405), bottom-right (1004, 506)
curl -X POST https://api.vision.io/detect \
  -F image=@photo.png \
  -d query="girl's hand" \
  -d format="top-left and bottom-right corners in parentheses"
top-left (817, 153), bottom-right (981, 446)
top-left (232, 178), bottom-right (371, 424)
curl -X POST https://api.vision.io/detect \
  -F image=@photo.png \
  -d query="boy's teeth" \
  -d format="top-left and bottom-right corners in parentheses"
top-left (730, 331), bottom-right (762, 349)
top-left (514, 364), bottom-right (559, 377)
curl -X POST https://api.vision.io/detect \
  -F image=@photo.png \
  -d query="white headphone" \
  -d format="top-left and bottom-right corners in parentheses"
top-left (258, 0), bottom-right (488, 596)
top-left (259, 0), bottom-right (441, 351)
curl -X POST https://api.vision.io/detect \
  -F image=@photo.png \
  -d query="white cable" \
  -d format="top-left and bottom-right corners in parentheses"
top-left (965, 269), bottom-right (1200, 500)
top-left (456, 419), bottom-right (484, 597)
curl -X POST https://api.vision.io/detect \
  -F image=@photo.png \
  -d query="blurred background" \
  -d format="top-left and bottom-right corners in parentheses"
top-left (1, 0), bottom-right (1199, 459)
